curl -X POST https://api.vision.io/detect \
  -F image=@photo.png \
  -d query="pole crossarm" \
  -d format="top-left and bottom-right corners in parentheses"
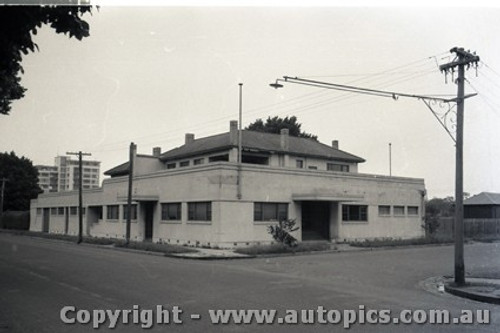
top-left (271, 76), bottom-right (477, 143)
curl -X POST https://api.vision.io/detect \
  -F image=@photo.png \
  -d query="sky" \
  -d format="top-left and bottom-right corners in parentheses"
top-left (1, 3), bottom-right (500, 199)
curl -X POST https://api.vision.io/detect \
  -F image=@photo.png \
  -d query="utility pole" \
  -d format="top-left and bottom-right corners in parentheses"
top-left (0, 178), bottom-right (7, 226)
top-left (126, 142), bottom-right (136, 246)
top-left (237, 83), bottom-right (243, 200)
top-left (439, 47), bottom-right (480, 286)
top-left (389, 143), bottom-right (392, 177)
top-left (67, 151), bottom-right (91, 244)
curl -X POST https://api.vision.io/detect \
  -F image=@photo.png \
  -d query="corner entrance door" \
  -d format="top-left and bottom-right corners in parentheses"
top-left (301, 201), bottom-right (330, 241)
top-left (143, 202), bottom-right (155, 241)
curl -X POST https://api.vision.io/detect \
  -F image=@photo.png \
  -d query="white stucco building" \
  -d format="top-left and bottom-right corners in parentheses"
top-left (30, 121), bottom-right (426, 247)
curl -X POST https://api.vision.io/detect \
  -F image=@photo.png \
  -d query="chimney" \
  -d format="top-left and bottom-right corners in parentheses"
top-left (280, 128), bottom-right (289, 150)
top-left (332, 140), bottom-right (339, 149)
top-left (152, 147), bottom-right (161, 157)
top-left (229, 120), bottom-right (238, 145)
top-left (185, 133), bottom-right (195, 145)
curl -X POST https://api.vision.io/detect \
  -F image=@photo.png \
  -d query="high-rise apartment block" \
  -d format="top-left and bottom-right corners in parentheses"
top-left (36, 155), bottom-right (100, 193)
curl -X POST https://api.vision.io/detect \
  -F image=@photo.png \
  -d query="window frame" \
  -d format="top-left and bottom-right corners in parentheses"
top-left (122, 204), bottom-right (138, 221)
top-left (254, 202), bottom-right (289, 222)
top-left (187, 202), bottom-right (212, 222)
top-left (407, 206), bottom-right (419, 216)
top-left (393, 205), bottom-right (405, 216)
top-left (378, 205), bottom-right (391, 216)
top-left (342, 204), bottom-right (368, 222)
top-left (106, 205), bottom-right (119, 220)
top-left (161, 203), bottom-right (182, 222)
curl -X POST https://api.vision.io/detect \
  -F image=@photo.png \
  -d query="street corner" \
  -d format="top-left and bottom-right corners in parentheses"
top-left (444, 277), bottom-right (500, 305)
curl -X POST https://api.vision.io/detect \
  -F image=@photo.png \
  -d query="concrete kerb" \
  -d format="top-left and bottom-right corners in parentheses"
top-left (444, 277), bottom-right (500, 305)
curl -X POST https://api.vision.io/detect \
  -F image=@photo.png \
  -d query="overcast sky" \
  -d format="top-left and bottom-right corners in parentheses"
top-left (1, 4), bottom-right (499, 198)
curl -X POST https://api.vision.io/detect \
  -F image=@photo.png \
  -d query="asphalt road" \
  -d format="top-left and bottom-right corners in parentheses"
top-left (0, 233), bottom-right (499, 332)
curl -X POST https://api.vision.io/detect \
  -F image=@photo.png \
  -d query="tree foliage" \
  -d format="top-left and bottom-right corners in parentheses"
top-left (0, 5), bottom-right (93, 115)
top-left (246, 116), bottom-right (318, 141)
top-left (0, 152), bottom-right (42, 212)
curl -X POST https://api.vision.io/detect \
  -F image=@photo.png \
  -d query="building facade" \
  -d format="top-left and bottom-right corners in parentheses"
top-left (30, 121), bottom-right (426, 247)
top-left (36, 156), bottom-right (101, 193)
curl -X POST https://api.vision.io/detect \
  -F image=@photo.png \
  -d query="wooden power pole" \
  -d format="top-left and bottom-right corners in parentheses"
top-left (67, 151), bottom-right (91, 244)
top-left (439, 47), bottom-right (480, 286)
top-left (126, 142), bottom-right (136, 246)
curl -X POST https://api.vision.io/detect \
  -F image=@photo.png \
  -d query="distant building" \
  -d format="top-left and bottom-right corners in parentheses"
top-left (30, 121), bottom-right (425, 247)
top-left (36, 155), bottom-right (100, 193)
top-left (464, 192), bottom-right (500, 219)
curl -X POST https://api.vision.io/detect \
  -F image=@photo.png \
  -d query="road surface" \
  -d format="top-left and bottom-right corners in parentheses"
top-left (0, 233), bottom-right (499, 332)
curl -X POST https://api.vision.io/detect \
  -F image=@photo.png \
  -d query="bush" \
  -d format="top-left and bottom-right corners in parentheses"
top-left (234, 242), bottom-right (330, 255)
top-left (114, 240), bottom-right (197, 254)
top-left (349, 237), bottom-right (453, 248)
top-left (268, 219), bottom-right (299, 247)
top-left (0, 211), bottom-right (29, 230)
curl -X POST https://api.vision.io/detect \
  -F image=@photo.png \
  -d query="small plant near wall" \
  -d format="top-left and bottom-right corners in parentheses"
top-left (268, 219), bottom-right (299, 247)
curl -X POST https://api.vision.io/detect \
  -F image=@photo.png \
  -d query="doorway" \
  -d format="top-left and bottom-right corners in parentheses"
top-left (301, 201), bottom-right (330, 240)
top-left (143, 202), bottom-right (156, 241)
top-left (42, 208), bottom-right (50, 233)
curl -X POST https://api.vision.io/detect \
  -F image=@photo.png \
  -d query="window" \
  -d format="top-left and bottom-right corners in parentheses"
top-left (70, 207), bottom-right (78, 216)
top-left (188, 202), bottom-right (212, 221)
top-left (209, 154), bottom-right (229, 162)
top-left (342, 205), bottom-right (368, 222)
top-left (407, 206), bottom-right (419, 216)
top-left (193, 158), bottom-right (204, 165)
top-left (296, 159), bottom-right (304, 169)
top-left (123, 204), bottom-right (137, 220)
top-left (179, 161), bottom-right (190, 167)
top-left (37, 208), bottom-right (42, 215)
top-left (327, 163), bottom-right (350, 172)
top-left (161, 203), bottom-right (181, 220)
top-left (167, 163), bottom-right (176, 169)
top-left (378, 205), bottom-right (391, 216)
top-left (308, 166), bottom-right (318, 170)
top-left (51, 207), bottom-right (57, 215)
top-left (254, 203), bottom-right (288, 222)
top-left (107, 205), bottom-right (119, 220)
top-left (58, 207), bottom-right (65, 215)
top-left (394, 206), bottom-right (405, 216)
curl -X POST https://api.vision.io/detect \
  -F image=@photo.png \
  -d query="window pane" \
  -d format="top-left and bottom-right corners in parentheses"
top-left (262, 203), bottom-right (277, 220)
top-left (254, 203), bottom-right (262, 221)
top-left (254, 203), bottom-right (288, 221)
top-left (408, 206), bottom-right (419, 216)
top-left (343, 205), bottom-right (368, 221)
top-left (188, 202), bottom-right (211, 221)
top-left (378, 205), bottom-right (391, 216)
top-left (394, 206), bottom-right (405, 216)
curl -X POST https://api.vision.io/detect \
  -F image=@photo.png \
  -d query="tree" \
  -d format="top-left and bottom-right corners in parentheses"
top-left (0, 152), bottom-right (42, 212)
top-left (246, 116), bottom-right (318, 141)
top-left (0, 5), bottom-right (93, 115)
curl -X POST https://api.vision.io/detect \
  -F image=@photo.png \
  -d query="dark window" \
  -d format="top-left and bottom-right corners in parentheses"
top-left (161, 203), bottom-right (182, 220)
top-left (37, 208), bottom-right (42, 215)
top-left (308, 166), bottom-right (318, 170)
top-left (188, 202), bottom-right (212, 221)
top-left (70, 207), bottom-right (78, 216)
top-left (407, 206), bottom-right (419, 216)
top-left (296, 159), bottom-right (304, 168)
top-left (327, 163), bottom-right (350, 172)
top-left (58, 207), bottom-right (65, 215)
top-left (167, 163), bottom-right (176, 169)
top-left (208, 154), bottom-right (229, 162)
top-left (254, 202), bottom-right (288, 221)
top-left (378, 205), bottom-right (391, 216)
top-left (179, 161), bottom-right (190, 167)
top-left (123, 204), bottom-right (138, 220)
top-left (194, 158), bottom-right (204, 165)
top-left (394, 206), bottom-right (405, 216)
top-left (50, 207), bottom-right (57, 215)
top-left (242, 154), bottom-right (269, 165)
top-left (342, 205), bottom-right (368, 221)
top-left (107, 205), bottom-right (119, 220)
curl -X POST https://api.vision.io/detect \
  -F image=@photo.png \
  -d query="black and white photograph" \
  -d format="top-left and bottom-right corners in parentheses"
top-left (0, 1), bottom-right (499, 332)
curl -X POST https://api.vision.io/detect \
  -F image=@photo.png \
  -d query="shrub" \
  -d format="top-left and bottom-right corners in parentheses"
top-left (267, 219), bottom-right (299, 247)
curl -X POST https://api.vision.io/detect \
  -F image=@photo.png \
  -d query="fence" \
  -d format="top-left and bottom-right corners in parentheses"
top-left (434, 217), bottom-right (500, 239)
